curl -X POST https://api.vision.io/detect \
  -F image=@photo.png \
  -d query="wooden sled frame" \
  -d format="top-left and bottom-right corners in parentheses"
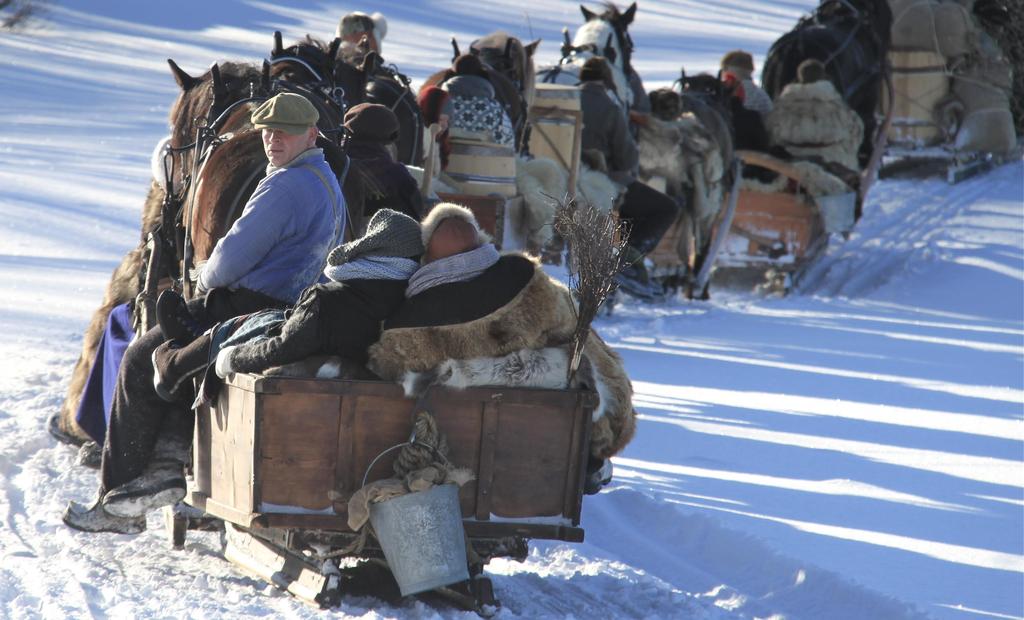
top-left (169, 373), bottom-right (597, 614)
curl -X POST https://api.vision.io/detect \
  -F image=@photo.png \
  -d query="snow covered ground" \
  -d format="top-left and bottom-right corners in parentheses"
top-left (0, 1), bottom-right (1021, 619)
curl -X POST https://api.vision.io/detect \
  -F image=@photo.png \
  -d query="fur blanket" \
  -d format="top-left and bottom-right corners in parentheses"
top-left (766, 80), bottom-right (864, 171)
top-left (514, 156), bottom-right (622, 248)
top-left (369, 257), bottom-right (636, 458)
top-left (637, 113), bottom-right (726, 241)
top-left (401, 337), bottom-right (635, 460)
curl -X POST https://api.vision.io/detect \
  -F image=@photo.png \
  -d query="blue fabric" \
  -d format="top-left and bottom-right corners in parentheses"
top-left (220, 310), bottom-right (287, 350)
top-left (198, 149), bottom-right (346, 304)
top-left (74, 303), bottom-right (135, 444)
top-left (193, 310), bottom-right (287, 409)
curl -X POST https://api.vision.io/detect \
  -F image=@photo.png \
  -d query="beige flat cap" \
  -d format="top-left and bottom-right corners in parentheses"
top-left (250, 92), bottom-right (319, 134)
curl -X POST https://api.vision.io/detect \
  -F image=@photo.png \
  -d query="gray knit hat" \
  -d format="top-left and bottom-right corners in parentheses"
top-left (326, 208), bottom-right (423, 265)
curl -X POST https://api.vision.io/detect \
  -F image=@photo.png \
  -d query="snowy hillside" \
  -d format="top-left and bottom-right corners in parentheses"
top-left (0, 1), bottom-right (1021, 619)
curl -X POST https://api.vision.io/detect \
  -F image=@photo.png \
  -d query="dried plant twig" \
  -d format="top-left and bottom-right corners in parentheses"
top-left (553, 197), bottom-right (630, 382)
top-left (0, 0), bottom-right (42, 30)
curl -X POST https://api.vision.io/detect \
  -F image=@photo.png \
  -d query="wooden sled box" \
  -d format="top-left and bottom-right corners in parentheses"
top-left (186, 374), bottom-right (595, 543)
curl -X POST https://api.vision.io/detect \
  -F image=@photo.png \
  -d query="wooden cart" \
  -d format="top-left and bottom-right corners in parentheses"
top-left (175, 373), bottom-right (596, 613)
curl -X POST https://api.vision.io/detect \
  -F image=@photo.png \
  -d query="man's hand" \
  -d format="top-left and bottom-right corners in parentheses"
top-left (628, 110), bottom-right (651, 128)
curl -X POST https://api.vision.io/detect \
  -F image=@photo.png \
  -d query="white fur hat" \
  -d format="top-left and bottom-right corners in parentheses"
top-left (336, 11), bottom-right (387, 51)
top-left (420, 202), bottom-right (491, 247)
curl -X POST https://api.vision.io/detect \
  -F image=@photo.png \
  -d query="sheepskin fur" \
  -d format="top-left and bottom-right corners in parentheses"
top-left (370, 255), bottom-right (636, 458)
top-left (402, 347), bottom-right (570, 396)
top-left (368, 256), bottom-right (576, 380)
top-left (513, 156), bottom-right (623, 249)
top-left (578, 331), bottom-right (636, 458)
top-left (577, 165), bottom-right (622, 214)
top-left (420, 202), bottom-right (491, 246)
top-left (398, 337), bottom-right (635, 459)
top-left (766, 80), bottom-right (864, 171)
top-left (515, 157), bottom-right (562, 248)
top-left (637, 113), bottom-right (726, 244)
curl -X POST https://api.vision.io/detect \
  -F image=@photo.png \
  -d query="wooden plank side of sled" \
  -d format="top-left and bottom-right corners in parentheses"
top-left (717, 151), bottom-right (826, 271)
top-left (188, 376), bottom-right (596, 539)
top-left (719, 191), bottom-right (822, 271)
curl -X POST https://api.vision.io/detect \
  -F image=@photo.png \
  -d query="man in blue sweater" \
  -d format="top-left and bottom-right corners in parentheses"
top-left (63, 93), bottom-right (346, 533)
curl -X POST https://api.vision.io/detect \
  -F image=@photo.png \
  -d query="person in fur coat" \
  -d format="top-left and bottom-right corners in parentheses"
top-left (337, 11), bottom-right (387, 56)
top-left (766, 59), bottom-right (864, 173)
top-left (367, 204), bottom-right (637, 490)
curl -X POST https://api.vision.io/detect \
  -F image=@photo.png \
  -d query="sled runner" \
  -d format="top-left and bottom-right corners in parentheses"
top-left (173, 372), bottom-right (596, 614)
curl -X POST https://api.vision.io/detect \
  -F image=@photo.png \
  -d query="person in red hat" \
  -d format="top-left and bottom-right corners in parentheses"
top-left (417, 86), bottom-right (452, 172)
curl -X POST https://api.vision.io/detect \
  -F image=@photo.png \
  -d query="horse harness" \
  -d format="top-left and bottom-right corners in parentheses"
top-left (790, 1), bottom-right (886, 102)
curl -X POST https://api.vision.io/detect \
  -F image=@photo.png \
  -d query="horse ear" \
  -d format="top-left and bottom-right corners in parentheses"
top-left (273, 30), bottom-right (283, 55)
top-left (524, 39), bottom-right (541, 57)
top-left (167, 59), bottom-right (197, 91)
top-left (450, 36), bottom-right (461, 63)
top-left (210, 63), bottom-right (227, 100)
top-left (327, 37), bottom-right (341, 62)
top-left (261, 59), bottom-right (271, 91)
top-left (580, 5), bottom-right (597, 21)
top-left (622, 3), bottom-right (637, 25)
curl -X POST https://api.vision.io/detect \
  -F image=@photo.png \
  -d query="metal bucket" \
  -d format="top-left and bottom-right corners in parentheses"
top-left (369, 483), bottom-right (469, 596)
top-left (816, 191), bottom-right (856, 234)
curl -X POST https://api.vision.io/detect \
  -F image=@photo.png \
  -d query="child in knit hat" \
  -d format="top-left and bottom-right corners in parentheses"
top-left (150, 209), bottom-right (424, 403)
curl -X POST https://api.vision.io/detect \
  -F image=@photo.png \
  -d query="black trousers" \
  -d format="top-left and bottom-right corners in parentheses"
top-left (619, 181), bottom-right (681, 255)
top-left (99, 288), bottom-right (284, 493)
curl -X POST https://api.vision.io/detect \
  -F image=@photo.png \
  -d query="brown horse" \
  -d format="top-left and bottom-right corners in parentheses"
top-left (53, 60), bottom-right (263, 444)
top-left (469, 31), bottom-right (540, 110)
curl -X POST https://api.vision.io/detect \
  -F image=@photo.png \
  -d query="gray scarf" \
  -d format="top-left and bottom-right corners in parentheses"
top-left (406, 243), bottom-right (500, 298)
top-left (324, 256), bottom-right (419, 282)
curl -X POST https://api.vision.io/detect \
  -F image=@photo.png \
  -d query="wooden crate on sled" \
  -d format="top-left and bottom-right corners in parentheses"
top-left (180, 373), bottom-right (595, 610)
top-left (716, 151), bottom-right (852, 281)
top-left (881, 50), bottom-right (950, 147)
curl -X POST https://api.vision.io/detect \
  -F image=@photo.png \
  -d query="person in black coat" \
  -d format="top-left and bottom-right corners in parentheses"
top-left (342, 103), bottom-right (424, 232)
top-left (577, 56), bottom-right (680, 300)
